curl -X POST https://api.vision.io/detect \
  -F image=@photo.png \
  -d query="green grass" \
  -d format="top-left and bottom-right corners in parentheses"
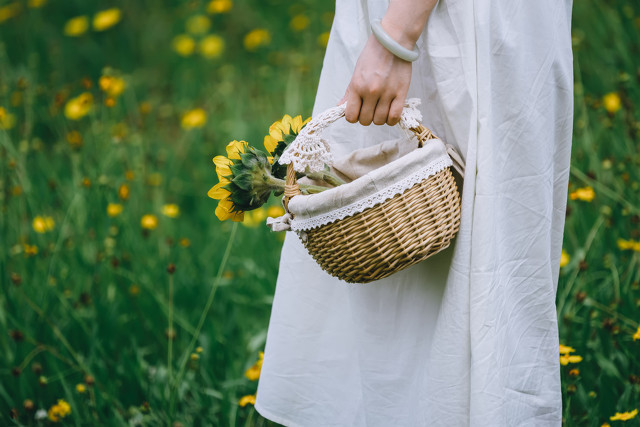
top-left (0, 0), bottom-right (639, 425)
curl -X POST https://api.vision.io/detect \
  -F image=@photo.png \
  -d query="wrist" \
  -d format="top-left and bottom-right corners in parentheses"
top-left (380, 17), bottom-right (421, 49)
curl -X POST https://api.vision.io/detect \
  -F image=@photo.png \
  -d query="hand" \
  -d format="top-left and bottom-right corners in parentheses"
top-left (338, 30), bottom-right (412, 127)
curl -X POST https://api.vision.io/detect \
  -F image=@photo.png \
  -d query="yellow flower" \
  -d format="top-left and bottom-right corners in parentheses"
top-left (141, 214), bottom-right (158, 230)
top-left (560, 250), bottom-right (570, 268)
top-left (214, 198), bottom-right (244, 222)
top-left (99, 76), bottom-right (126, 97)
top-left (243, 29), bottom-right (271, 51)
top-left (267, 205), bottom-right (285, 218)
top-left (24, 244), bottom-right (38, 256)
top-left (66, 130), bottom-right (83, 148)
top-left (242, 207), bottom-right (268, 228)
top-left (92, 8), bottom-right (121, 31)
top-left (173, 34), bottom-right (196, 56)
top-left (118, 183), bottom-right (130, 200)
top-left (244, 351), bottom-right (264, 380)
top-left (207, 0), bottom-right (232, 14)
top-left (560, 354), bottom-right (583, 366)
top-left (33, 216), bottom-right (55, 233)
top-left (569, 186), bottom-right (595, 202)
top-left (238, 394), bottom-right (256, 407)
top-left (559, 344), bottom-right (575, 355)
top-left (64, 92), bottom-right (93, 120)
top-left (64, 16), bottom-right (89, 37)
top-left (226, 140), bottom-right (248, 160)
top-left (290, 14), bottom-right (310, 32)
top-left (179, 237), bottom-right (191, 247)
top-left (264, 114), bottom-right (311, 154)
top-left (27, 0), bottom-right (47, 8)
top-left (199, 35), bottom-right (224, 59)
top-left (603, 92), bottom-right (622, 114)
top-left (106, 203), bottom-right (123, 217)
top-left (0, 3), bottom-right (21, 24)
top-left (617, 238), bottom-right (640, 252)
top-left (610, 409), bottom-right (638, 421)
top-left (0, 106), bottom-right (16, 130)
top-left (318, 31), bottom-right (330, 47)
top-left (47, 399), bottom-right (71, 422)
top-left (76, 384), bottom-right (86, 393)
top-left (213, 156), bottom-right (232, 180)
top-left (601, 423), bottom-right (610, 427)
top-left (181, 108), bottom-right (207, 129)
top-left (186, 15), bottom-right (210, 35)
top-left (633, 326), bottom-right (640, 341)
top-left (162, 204), bottom-right (180, 218)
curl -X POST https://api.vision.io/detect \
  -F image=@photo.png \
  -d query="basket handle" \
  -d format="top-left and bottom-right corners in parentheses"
top-left (280, 103), bottom-right (437, 212)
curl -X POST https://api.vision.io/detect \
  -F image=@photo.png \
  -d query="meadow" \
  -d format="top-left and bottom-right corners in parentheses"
top-left (0, 0), bottom-right (639, 425)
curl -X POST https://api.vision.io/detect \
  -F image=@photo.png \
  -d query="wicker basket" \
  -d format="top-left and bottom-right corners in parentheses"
top-left (279, 101), bottom-right (462, 284)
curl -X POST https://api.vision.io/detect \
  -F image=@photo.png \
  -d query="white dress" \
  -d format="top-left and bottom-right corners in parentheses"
top-left (254, 0), bottom-right (574, 425)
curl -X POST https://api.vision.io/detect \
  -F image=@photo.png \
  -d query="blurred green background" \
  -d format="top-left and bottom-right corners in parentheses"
top-left (0, 0), bottom-right (639, 425)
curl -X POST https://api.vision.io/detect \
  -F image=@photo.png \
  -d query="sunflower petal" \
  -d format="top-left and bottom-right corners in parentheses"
top-left (264, 135), bottom-right (278, 154)
top-left (226, 140), bottom-right (247, 160)
top-left (291, 115), bottom-right (303, 133)
top-left (208, 182), bottom-right (231, 199)
top-left (213, 155), bottom-right (232, 179)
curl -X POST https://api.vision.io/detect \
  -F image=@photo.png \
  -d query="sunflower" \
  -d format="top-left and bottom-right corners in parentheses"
top-left (263, 114), bottom-right (311, 179)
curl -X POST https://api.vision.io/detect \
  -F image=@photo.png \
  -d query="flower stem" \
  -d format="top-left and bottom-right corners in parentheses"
top-left (305, 170), bottom-right (347, 187)
top-left (267, 177), bottom-right (327, 194)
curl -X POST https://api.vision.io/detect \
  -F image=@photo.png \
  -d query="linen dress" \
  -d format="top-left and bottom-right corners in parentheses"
top-left (254, 0), bottom-right (574, 425)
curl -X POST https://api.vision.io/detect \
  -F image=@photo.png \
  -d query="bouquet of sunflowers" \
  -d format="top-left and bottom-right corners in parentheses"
top-left (207, 114), bottom-right (345, 222)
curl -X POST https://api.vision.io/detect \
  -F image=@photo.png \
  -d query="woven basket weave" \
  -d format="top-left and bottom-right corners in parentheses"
top-left (283, 122), bottom-right (461, 284)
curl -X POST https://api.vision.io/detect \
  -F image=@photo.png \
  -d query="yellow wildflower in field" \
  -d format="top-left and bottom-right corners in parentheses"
top-left (107, 203), bottom-right (123, 217)
top-left (181, 108), bottom-right (207, 129)
top-left (47, 399), bottom-right (71, 422)
top-left (244, 351), bottom-right (264, 380)
top-left (93, 8), bottom-right (121, 31)
top-left (238, 394), bottom-right (256, 407)
top-left (0, 3), bottom-right (21, 23)
top-left (179, 237), bottom-right (191, 247)
top-left (64, 16), bottom-right (89, 37)
top-left (267, 205), bottom-right (285, 218)
top-left (569, 186), bottom-right (595, 202)
top-left (173, 34), bottom-right (196, 56)
top-left (99, 76), bottom-right (126, 97)
top-left (64, 93), bottom-right (93, 120)
top-left (243, 29), bottom-right (271, 51)
top-left (199, 35), bottom-right (224, 59)
top-left (290, 14), bottom-right (310, 32)
top-left (0, 107), bottom-right (16, 129)
top-left (66, 130), bottom-right (83, 148)
top-left (617, 238), bottom-right (640, 252)
top-left (207, 0), bottom-right (232, 14)
top-left (633, 326), bottom-right (640, 341)
top-left (559, 344), bottom-right (575, 354)
top-left (560, 250), bottom-right (570, 268)
top-left (242, 207), bottom-right (268, 227)
top-left (32, 216), bottom-right (55, 233)
top-left (141, 214), bottom-right (158, 230)
top-left (318, 31), bottom-right (330, 47)
top-left (610, 409), bottom-right (638, 421)
top-left (186, 15), bottom-right (210, 35)
top-left (118, 183), bottom-right (130, 200)
top-left (23, 244), bottom-right (38, 256)
top-left (27, 0), bottom-right (47, 8)
top-left (560, 353), bottom-right (582, 366)
top-left (162, 204), bottom-right (180, 218)
top-left (75, 384), bottom-right (86, 393)
top-left (602, 92), bottom-right (622, 114)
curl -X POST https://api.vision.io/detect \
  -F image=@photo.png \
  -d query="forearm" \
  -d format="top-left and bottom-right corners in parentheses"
top-left (381, 0), bottom-right (438, 49)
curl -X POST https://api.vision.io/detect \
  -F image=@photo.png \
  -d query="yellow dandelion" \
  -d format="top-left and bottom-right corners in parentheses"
top-left (173, 34), bottom-right (196, 56)
top-left (118, 183), bottom-right (130, 200)
top-left (560, 250), bottom-right (570, 268)
top-left (76, 384), bottom-right (86, 393)
top-left (99, 76), bottom-right (126, 97)
top-left (559, 344), bottom-right (575, 355)
top-left (238, 394), bottom-right (256, 407)
top-left (318, 31), bottom-right (330, 47)
top-left (290, 14), bottom-right (310, 32)
top-left (633, 326), bottom-right (640, 341)
top-left (33, 216), bottom-right (55, 233)
top-left (0, 106), bottom-right (16, 130)
top-left (242, 207), bottom-right (268, 228)
top-left (610, 409), bottom-right (638, 421)
top-left (179, 237), bottom-right (191, 247)
top-left (196, 346), bottom-right (203, 353)
top-left (190, 353), bottom-right (200, 361)
top-left (47, 399), bottom-right (71, 422)
top-left (267, 205), bottom-right (285, 218)
top-left (162, 204), bottom-right (180, 218)
top-left (0, 3), bottom-right (21, 24)
top-left (181, 108), bottom-right (207, 129)
top-left (27, 0), bottom-right (47, 8)
top-left (601, 423), bottom-right (611, 427)
top-left (92, 8), bottom-right (121, 31)
top-left (106, 203), bottom-right (123, 217)
top-left (141, 214), bottom-right (158, 230)
top-left (64, 16), bottom-right (89, 37)
top-left (602, 92), bottom-right (622, 114)
top-left (560, 353), bottom-right (583, 366)
top-left (199, 35), bottom-right (225, 59)
top-left (207, 0), bottom-right (232, 14)
top-left (569, 186), bottom-right (595, 202)
top-left (186, 15), bottom-right (210, 35)
top-left (243, 28), bottom-right (271, 51)
top-left (64, 92), bottom-right (93, 120)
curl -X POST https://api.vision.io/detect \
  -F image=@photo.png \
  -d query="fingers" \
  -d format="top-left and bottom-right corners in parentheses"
top-left (344, 87), bottom-right (362, 124)
top-left (387, 97), bottom-right (404, 126)
top-left (372, 96), bottom-right (393, 125)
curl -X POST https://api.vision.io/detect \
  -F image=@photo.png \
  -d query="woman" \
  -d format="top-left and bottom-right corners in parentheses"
top-left (255, 0), bottom-right (574, 425)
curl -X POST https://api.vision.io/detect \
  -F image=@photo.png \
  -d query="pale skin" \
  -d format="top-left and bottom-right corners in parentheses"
top-left (338, 0), bottom-right (439, 126)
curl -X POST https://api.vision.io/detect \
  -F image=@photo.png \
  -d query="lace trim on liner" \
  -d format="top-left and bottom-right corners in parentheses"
top-left (290, 156), bottom-right (453, 232)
